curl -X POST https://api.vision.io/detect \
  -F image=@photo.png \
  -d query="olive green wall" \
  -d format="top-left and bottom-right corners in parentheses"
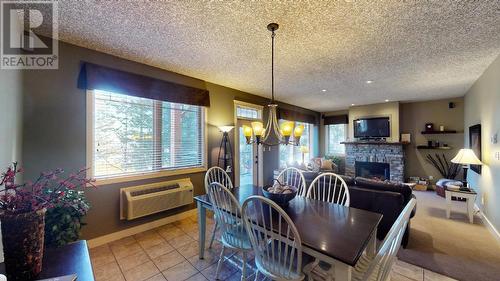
top-left (0, 68), bottom-right (23, 262)
top-left (20, 40), bottom-right (319, 239)
top-left (464, 53), bottom-right (500, 235)
top-left (400, 97), bottom-right (464, 180)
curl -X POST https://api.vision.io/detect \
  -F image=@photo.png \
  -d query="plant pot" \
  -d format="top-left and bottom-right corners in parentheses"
top-left (0, 208), bottom-right (46, 281)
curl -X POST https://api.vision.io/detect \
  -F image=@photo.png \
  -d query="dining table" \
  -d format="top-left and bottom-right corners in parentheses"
top-left (195, 184), bottom-right (383, 281)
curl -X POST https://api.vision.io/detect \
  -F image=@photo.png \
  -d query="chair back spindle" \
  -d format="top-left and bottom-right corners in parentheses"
top-left (205, 166), bottom-right (233, 194)
top-left (277, 167), bottom-right (307, 196)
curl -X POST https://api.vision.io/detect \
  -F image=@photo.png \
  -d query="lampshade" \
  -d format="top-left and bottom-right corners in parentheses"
top-left (251, 122), bottom-right (264, 136)
top-left (280, 121), bottom-right (294, 137)
top-left (243, 125), bottom-right (253, 137)
top-left (451, 149), bottom-right (482, 165)
top-left (294, 124), bottom-right (304, 137)
top-left (218, 126), bottom-right (234, 133)
top-left (300, 146), bottom-right (309, 153)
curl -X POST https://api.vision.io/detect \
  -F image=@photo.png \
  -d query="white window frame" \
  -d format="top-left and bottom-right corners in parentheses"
top-left (86, 90), bottom-right (207, 185)
top-left (325, 123), bottom-right (348, 156)
top-left (278, 120), bottom-right (314, 166)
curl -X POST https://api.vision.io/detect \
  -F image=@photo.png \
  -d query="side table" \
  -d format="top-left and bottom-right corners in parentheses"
top-left (445, 189), bottom-right (477, 223)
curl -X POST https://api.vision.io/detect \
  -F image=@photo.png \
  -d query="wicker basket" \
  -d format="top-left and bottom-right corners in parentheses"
top-left (0, 208), bottom-right (46, 281)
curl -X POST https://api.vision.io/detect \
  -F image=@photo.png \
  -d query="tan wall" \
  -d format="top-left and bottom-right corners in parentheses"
top-left (400, 98), bottom-right (464, 180)
top-left (464, 53), bottom-right (500, 233)
top-left (348, 102), bottom-right (400, 142)
top-left (21, 40), bottom-right (319, 239)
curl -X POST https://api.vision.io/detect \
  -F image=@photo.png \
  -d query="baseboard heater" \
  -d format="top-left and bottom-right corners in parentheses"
top-left (120, 178), bottom-right (193, 220)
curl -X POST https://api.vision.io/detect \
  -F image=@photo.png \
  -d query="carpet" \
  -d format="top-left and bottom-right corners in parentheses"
top-left (397, 191), bottom-right (500, 281)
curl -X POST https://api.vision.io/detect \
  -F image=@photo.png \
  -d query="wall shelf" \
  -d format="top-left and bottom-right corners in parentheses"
top-left (421, 130), bottom-right (459, 135)
top-left (416, 145), bottom-right (452, 150)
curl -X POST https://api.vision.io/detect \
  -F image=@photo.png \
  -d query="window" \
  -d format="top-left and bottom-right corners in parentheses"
top-left (89, 90), bottom-right (205, 179)
top-left (279, 121), bottom-right (313, 167)
top-left (236, 104), bottom-right (262, 119)
top-left (326, 124), bottom-right (347, 155)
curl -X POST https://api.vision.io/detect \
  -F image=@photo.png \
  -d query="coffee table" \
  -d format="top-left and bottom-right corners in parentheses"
top-left (445, 188), bottom-right (477, 223)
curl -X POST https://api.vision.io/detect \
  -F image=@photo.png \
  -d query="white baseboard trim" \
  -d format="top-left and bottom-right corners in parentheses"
top-left (474, 204), bottom-right (500, 245)
top-left (87, 209), bottom-right (197, 248)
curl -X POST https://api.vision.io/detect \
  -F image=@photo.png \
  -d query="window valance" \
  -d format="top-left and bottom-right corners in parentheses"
top-left (77, 62), bottom-right (210, 107)
top-left (323, 114), bottom-right (348, 125)
top-left (278, 108), bottom-right (317, 124)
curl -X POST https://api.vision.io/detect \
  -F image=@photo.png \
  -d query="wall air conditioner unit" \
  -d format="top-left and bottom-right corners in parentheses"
top-left (120, 178), bottom-right (193, 220)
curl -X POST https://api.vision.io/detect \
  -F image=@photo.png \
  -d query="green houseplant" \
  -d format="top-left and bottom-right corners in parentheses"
top-left (0, 163), bottom-right (94, 280)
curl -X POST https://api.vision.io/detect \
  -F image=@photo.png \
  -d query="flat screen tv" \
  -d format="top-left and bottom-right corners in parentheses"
top-left (354, 117), bottom-right (390, 138)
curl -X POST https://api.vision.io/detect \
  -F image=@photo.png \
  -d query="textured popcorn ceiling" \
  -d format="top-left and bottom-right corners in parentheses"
top-left (46, 1), bottom-right (500, 111)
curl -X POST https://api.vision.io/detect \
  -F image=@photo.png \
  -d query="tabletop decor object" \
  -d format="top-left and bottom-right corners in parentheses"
top-left (426, 153), bottom-right (460, 179)
top-left (0, 162), bottom-right (94, 281)
top-left (262, 179), bottom-right (297, 206)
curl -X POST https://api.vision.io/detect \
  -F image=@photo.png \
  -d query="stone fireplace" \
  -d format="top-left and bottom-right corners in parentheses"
top-left (343, 141), bottom-right (405, 182)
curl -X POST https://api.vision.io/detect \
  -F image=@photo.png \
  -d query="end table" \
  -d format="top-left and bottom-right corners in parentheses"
top-left (445, 189), bottom-right (477, 223)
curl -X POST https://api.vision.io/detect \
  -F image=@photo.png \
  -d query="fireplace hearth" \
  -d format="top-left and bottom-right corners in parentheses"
top-left (356, 161), bottom-right (390, 181)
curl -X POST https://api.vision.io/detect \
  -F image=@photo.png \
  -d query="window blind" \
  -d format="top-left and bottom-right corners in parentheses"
top-left (92, 90), bottom-right (204, 178)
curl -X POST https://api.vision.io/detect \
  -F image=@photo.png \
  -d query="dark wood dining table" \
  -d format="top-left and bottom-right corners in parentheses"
top-left (195, 185), bottom-right (382, 281)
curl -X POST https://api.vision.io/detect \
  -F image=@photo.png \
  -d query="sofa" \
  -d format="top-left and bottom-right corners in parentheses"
top-left (301, 173), bottom-right (416, 247)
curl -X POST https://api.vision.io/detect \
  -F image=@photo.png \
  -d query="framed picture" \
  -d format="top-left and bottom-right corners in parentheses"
top-left (469, 124), bottom-right (481, 174)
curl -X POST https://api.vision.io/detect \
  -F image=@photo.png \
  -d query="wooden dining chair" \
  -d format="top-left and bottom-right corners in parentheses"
top-left (352, 198), bottom-right (417, 281)
top-left (305, 172), bottom-right (350, 280)
top-left (242, 196), bottom-right (306, 281)
top-left (207, 182), bottom-right (252, 281)
top-left (277, 167), bottom-right (307, 196)
top-left (307, 172), bottom-right (350, 206)
top-left (204, 166), bottom-right (234, 248)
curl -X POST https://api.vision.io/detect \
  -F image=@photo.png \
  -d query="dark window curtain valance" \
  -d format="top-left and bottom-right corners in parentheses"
top-left (77, 62), bottom-right (210, 107)
top-left (278, 108), bottom-right (317, 124)
top-left (324, 114), bottom-right (348, 125)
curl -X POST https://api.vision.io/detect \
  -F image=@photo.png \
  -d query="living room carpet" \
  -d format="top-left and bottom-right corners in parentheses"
top-left (397, 191), bottom-right (500, 281)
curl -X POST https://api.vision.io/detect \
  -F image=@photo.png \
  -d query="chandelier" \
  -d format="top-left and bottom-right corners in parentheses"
top-left (243, 23), bottom-right (304, 146)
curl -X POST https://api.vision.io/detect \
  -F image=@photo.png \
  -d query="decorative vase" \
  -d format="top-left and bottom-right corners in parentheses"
top-left (0, 208), bottom-right (47, 281)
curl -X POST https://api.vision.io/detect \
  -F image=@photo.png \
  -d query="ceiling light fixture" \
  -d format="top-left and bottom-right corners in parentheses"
top-left (366, 80), bottom-right (374, 84)
top-left (351, 103), bottom-right (355, 106)
top-left (321, 89), bottom-right (327, 92)
top-left (243, 23), bottom-right (303, 147)
top-left (385, 99), bottom-right (390, 102)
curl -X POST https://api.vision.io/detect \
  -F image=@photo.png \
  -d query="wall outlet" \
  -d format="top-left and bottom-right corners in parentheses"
top-left (492, 133), bottom-right (498, 144)
top-left (495, 151), bottom-right (500, 161)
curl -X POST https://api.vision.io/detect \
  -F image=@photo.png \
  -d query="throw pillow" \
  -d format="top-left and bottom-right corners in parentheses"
top-left (321, 159), bottom-right (334, 170)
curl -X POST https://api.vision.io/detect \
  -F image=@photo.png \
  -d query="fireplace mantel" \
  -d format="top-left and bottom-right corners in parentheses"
top-left (341, 141), bottom-right (408, 146)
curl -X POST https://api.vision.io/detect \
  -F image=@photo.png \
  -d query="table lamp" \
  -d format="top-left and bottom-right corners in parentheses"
top-left (451, 148), bottom-right (482, 188)
top-left (300, 145), bottom-right (309, 164)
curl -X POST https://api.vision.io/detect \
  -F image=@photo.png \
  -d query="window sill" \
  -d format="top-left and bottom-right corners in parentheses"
top-left (93, 167), bottom-right (207, 186)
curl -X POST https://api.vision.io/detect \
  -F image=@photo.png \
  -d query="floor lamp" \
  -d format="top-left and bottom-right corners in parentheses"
top-left (217, 126), bottom-right (234, 181)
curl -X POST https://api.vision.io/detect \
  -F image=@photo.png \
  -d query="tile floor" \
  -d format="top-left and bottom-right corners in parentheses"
top-left (89, 214), bottom-right (458, 281)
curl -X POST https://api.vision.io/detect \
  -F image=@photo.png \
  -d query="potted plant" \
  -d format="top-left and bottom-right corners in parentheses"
top-left (0, 163), bottom-right (94, 281)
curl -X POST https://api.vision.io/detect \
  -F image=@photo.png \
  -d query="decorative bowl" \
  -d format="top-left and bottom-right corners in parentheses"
top-left (262, 185), bottom-right (297, 206)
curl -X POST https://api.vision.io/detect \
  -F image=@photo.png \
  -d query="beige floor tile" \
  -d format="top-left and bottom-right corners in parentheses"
top-left (162, 260), bottom-right (199, 281)
top-left (187, 248), bottom-right (220, 271)
top-left (169, 234), bottom-right (196, 249)
top-left (157, 224), bottom-right (186, 240)
top-left (201, 259), bottom-right (238, 281)
top-left (144, 240), bottom-right (175, 259)
top-left (177, 241), bottom-right (200, 259)
top-left (152, 250), bottom-right (186, 271)
top-left (146, 273), bottom-right (167, 281)
top-left (424, 270), bottom-right (458, 281)
top-left (110, 239), bottom-right (144, 260)
top-left (135, 229), bottom-right (166, 249)
top-left (90, 244), bottom-right (116, 268)
top-left (94, 261), bottom-right (125, 281)
top-left (116, 249), bottom-right (151, 271)
top-left (123, 260), bottom-right (160, 281)
top-left (392, 260), bottom-right (424, 281)
top-left (110, 236), bottom-right (137, 247)
top-left (185, 272), bottom-right (208, 281)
